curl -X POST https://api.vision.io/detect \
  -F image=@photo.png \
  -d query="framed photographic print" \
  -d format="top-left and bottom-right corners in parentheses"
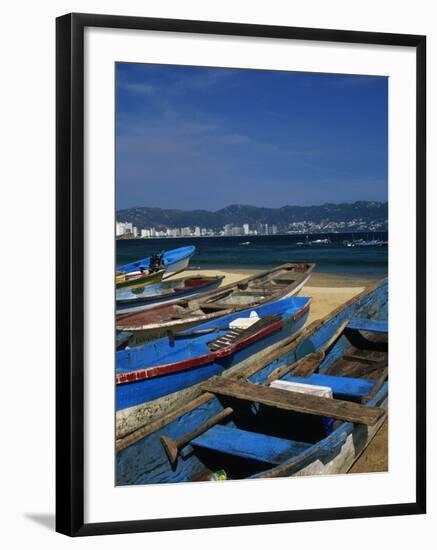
top-left (56, 13), bottom-right (426, 536)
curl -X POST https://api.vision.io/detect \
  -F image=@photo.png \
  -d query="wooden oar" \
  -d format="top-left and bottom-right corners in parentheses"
top-left (160, 407), bottom-right (234, 463)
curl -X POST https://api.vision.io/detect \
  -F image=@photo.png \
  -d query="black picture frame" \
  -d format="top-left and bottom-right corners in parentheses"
top-left (56, 12), bottom-right (426, 537)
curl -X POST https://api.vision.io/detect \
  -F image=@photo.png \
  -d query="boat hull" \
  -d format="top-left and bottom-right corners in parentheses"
top-left (116, 300), bottom-right (309, 411)
top-left (115, 279), bottom-right (388, 486)
top-left (115, 269), bottom-right (164, 290)
top-left (293, 396), bottom-right (387, 477)
top-left (116, 276), bottom-right (224, 314)
top-left (162, 255), bottom-right (191, 279)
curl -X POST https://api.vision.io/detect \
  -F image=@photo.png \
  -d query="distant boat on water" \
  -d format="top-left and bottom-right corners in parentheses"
top-left (345, 239), bottom-right (387, 248)
top-left (240, 241), bottom-right (251, 246)
top-left (310, 238), bottom-right (331, 245)
top-left (296, 237), bottom-right (331, 246)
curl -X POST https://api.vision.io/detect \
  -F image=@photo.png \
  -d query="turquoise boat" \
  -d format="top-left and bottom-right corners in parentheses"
top-left (116, 245), bottom-right (196, 280)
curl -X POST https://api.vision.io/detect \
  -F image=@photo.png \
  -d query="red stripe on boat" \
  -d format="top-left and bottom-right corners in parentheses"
top-left (293, 301), bottom-right (311, 321)
top-left (116, 318), bottom-right (285, 385)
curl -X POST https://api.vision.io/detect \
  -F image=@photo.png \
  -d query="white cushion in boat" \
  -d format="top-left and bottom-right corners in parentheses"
top-left (270, 379), bottom-right (333, 399)
top-left (229, 311), bottom-right (260, 330)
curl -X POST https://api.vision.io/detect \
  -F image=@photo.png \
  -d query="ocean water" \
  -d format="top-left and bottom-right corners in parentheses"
top-left (117, 233), bottom-right (388, 277)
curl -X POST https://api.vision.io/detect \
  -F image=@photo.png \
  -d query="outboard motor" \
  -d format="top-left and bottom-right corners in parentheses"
top-left (149, 253), bottom-right (164, 273)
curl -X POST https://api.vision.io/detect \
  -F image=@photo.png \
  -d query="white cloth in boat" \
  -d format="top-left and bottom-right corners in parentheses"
top-left (228, 311), bottom-right (260, 330)
top-left (270, 379), bottom-right (333, 399)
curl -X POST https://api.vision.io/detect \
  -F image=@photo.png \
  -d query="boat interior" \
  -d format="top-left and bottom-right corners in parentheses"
top-left (116, 263), bottom-right (314, 327)
top-left (177, 319), bottom-right (388, 482)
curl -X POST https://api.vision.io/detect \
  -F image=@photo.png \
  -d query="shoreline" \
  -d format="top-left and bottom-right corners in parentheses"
top-left (187, 266), bottom-right (385, 288)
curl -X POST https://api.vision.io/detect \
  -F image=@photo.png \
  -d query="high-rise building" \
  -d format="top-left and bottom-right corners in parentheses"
top-left (194, 226), bottom-right (201, 237)
top-left (223, 224), bottom-right (232, 236)
top-left (243, 223), bottom-right (250, 235)
top-left (116, 221), bottom-right (125, 236)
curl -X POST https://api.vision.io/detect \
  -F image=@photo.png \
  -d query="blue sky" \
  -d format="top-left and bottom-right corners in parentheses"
top-left (116, 63), bottom-right (388, 210)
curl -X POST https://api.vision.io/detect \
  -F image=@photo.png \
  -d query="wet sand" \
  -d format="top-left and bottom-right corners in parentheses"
top-left (183, 267), bottom-right (388, 472)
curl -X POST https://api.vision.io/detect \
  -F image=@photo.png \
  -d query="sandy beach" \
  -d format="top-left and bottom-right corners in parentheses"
top-left (183, 267), bottom-right (388, 473)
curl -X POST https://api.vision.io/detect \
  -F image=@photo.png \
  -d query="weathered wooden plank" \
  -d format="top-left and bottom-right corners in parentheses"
top-left (265, 319), bottom-right (350, 382)
top-left (191, 424), bottom-right (311, 465)
top-left (290, 351), bottom-right (326, 377)
top-left (342, 354), bottom-right (380, 364)
top-left (265, 351), bottom-right (324, 383)
top-left (200, 378), bottom-right (384, 426)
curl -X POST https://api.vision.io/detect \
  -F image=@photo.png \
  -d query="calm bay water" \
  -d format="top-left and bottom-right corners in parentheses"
top-left (117, 233), bottom-right (388, 277)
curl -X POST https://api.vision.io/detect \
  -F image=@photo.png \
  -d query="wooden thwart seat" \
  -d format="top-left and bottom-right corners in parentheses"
top-left (200, 378), bottom-right (384, 426)
top-left (191, 424), bottom-right (311, 465)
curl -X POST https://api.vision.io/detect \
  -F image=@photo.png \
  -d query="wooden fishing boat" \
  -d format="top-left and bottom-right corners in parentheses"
top-left (116, 263), bottom-right (315, 344)
top-left (116, 245), bottom-right (195, 281)
top-left (115, 268), bottom-right (165, 290)
top-left (116, 274), bottom-right (225, 314)
top-left (115, 279), bottom-right (388, 485)
top-left (116, 296), bottom-right (311, 412)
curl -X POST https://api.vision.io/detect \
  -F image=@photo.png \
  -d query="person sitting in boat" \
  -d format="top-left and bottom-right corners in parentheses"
top-left (149, 253), bottom-right (164, 273)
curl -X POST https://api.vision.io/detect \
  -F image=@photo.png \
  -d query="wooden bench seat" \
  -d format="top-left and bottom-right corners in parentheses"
top-left (200, 378), bottom-right (384, 426)
top-left (191, 424), bottom-right (311, 465)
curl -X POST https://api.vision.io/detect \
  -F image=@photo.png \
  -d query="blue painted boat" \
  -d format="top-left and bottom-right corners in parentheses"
top-left (116, 245), bottom-right (196, 280)
top-left (116, 279), bottom-right (388, 485)
top-left (116, 297), bottom-right (311, 411)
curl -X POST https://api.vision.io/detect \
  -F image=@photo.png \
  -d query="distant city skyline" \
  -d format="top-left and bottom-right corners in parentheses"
top-left (116, 64), bottom-right (388, 210)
